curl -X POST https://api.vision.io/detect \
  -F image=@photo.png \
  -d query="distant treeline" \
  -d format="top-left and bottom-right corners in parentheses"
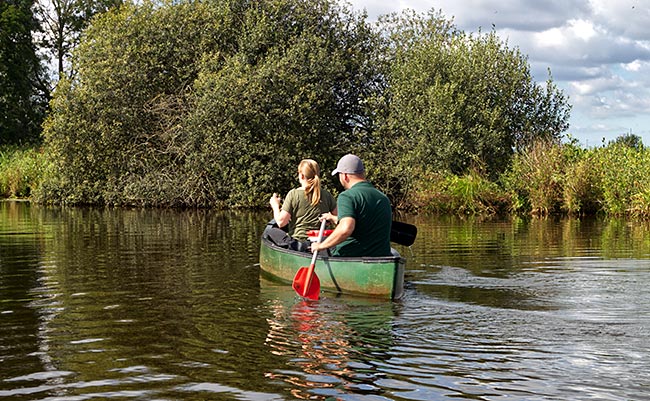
top-left (5, 0), bottom-right (575, 209)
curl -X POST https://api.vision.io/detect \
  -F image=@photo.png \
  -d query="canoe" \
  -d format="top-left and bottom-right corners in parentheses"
top-left (259, 235), bottom-right (405, 300)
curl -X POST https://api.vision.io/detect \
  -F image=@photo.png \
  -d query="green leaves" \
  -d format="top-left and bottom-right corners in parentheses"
top-left (375, 12), bottom-right (570, 185)
top-left (40, 0), bottom-right (381, 207)
top-left (0, 0), bottom-right (48, 145)
top-left (37, 1), bottom-right (573, 209)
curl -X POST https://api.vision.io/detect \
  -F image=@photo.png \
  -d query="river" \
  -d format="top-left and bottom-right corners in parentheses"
top-left (1, 201), bottom-right (649, 400)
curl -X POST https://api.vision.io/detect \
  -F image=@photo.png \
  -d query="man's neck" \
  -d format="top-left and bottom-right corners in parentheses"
top-left (346, 177), bottom-right (366, 189)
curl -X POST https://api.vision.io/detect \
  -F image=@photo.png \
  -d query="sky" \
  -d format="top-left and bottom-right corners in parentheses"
top-left (346, 0), bottom-right (650, 148)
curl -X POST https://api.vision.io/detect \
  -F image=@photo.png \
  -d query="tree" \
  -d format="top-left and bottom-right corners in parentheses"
top-left (372, 10), bottom-right (571, 186)
top-left (35, 0), bottom-right (123, 77)
top-left (610, 133), bottom-right (643, 151)
top-left (0, 0), bottom-right (49, 145)
top-left (39, 0), bottom-right (382, 207)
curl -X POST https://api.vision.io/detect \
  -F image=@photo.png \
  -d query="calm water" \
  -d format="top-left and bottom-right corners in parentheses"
top-left (1, 201), bottom-right (650, 400)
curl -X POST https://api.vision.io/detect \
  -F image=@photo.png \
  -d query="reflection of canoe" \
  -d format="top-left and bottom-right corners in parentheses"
top-left (259, 237), bottom-right (405, 300)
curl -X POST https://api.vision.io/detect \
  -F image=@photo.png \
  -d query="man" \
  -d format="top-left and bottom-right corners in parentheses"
top-left (311, 154), bottom-right (392, 257)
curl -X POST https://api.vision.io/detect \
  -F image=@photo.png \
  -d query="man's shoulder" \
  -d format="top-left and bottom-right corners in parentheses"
top-left (350, 181), bottom-right (387, 198)
top-left (346, 180), bottom-right (372, 193)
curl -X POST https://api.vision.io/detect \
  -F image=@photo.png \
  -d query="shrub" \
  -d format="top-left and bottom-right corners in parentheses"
top-left (562, 141), bottom-right (602, 215)
top-left (375, 10), bottom-right (571, 188)
top-left (409, 169), bottom-right (508, 215)
top-left (0, 146), bottom-right (46, 198)
top-left (39, 0), bottom-right (381, 207)
top-left (593, 143), bottom-right (650, 216)
top-left (501, 139), bottom-right (566, 215)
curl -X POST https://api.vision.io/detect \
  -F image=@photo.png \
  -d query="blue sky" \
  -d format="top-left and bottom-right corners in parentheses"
top-left (347, 0), bottom-right (650, 148)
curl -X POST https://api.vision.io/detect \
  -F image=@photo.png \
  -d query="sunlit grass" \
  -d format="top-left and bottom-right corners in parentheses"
top-left (0, 146), bottom-right (46, 198)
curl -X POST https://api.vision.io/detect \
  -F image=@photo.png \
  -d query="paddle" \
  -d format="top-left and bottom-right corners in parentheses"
top-left (292, 219), bottom-right (326, 300)
top-left (391, 220), bottom-right (417, 246)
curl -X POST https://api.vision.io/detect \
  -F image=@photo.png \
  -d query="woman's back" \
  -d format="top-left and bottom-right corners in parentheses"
top-left (282, 187), bottom-right (336, 241)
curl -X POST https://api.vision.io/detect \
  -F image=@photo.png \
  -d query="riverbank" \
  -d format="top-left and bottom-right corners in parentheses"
top-left (3, 140), bottom-right (650, 218)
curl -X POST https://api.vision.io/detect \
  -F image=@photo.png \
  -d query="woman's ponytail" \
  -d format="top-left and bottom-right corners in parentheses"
top-left (299, 159), bottom-right (322, 206)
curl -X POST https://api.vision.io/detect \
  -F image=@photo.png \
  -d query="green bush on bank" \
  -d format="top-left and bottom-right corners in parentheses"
top-left (595, 143), bottom-right (650, 217)
top-left (497, 139), bottom-right (650, 218)
top-left (375, 10), bottom-right (570, 185)
top-left (37, 0), bottom-right (380, 207)
top-left (37, 0), bottom-right (570, 208)
top-left (408, 169), bottom-right (509, 215)
top-left (7, 139), bottom-right (650, 219)
top-left (500, 139), bottom-right (568, 215)
top-left (0, 146), bottom-right (46, 198)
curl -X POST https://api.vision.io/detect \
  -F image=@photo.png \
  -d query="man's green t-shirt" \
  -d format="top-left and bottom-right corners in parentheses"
top-left (333, 181), bottom-right (392, 257)
top-left (282, 188), bottom-right (336, 241)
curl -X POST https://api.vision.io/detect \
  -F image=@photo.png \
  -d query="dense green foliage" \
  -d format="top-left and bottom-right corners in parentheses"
top-left (0, 146), bottom-right (46, 197)
top-left (0, 0), bottom-right (49, 145)
top-left (38, 0), bottom-right (380, 206)
top-left (9, 136), bottom-right (650, 218)
top-left (374, 10), bottom-right (571, 184)
top-left (36, 0), bottom-right (572, 208)
top-left (408, 170), bottom-right (509, 215)
top-left (501, 139), bottom-right (650, 218)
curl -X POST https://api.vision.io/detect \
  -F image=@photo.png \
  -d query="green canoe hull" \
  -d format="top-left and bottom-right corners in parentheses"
top-left (259, 238), bottom-right (405, 300)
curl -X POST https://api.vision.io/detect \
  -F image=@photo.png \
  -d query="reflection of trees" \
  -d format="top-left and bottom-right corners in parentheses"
top-left (404, 215), bottom-right (650, 311)
top-left (408, 215), bottom-right (650, 276)
top-left (261, 284), bottom-right (396, 399)
top-left (0, 201), bottom-right (54, 388)
top-left (37, 207), bottom-right (276, 392)
top-left (1, 203), bottom-right (282, 397)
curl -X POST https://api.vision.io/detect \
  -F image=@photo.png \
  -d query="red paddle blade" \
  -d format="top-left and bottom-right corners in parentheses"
top-left (292, 266), bottom-right (320, 300)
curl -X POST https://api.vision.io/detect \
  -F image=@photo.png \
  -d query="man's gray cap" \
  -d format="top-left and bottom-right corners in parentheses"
top-left (331, 154), bottom-right (365, 176)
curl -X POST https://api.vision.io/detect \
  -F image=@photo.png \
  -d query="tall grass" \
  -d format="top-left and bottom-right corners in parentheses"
top-left (500, 140), bottom-right (566, 215)
top-left (594, 144), bottom-right (650, 216)
top-left (0, 146), bottom-right (46, 198)
top-left (409, 169), bottom-right (509, 215)
top-left (501, 139), bottom-right (650, 218)
top-left (407, 139), bottom-right (650, 218)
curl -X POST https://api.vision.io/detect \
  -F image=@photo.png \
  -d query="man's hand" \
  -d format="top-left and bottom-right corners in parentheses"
top-left (310, 216), bottom-right (355, 253)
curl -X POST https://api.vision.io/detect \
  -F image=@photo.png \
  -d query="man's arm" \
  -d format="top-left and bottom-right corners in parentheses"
top-left (311, 216), bottom-right (355, 252)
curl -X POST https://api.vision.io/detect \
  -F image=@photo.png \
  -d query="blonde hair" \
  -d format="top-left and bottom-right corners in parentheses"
top-left (299, 159), bottom-right (322, 206)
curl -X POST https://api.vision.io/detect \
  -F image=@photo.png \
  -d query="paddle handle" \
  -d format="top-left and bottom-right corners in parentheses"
top-left (303, 220), bottom-right (326, 296)
top-left (309, 220), bottom-right (327, 265)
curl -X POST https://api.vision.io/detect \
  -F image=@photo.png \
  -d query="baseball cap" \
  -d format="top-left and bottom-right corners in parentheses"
top-left (331, 154), bottom-right (365, 176)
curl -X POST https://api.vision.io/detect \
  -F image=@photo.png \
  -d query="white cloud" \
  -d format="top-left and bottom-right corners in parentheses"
top-left (589, 0), bottom-right (650, 40)
top-left (344, 0), bottom-right (650, 146)
top-left (624, 60), bottom-right (643, 72)
top-left (569, 19), bottom-right (598, 41)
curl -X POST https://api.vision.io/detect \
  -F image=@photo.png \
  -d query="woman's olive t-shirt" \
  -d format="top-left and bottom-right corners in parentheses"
top-left (282, 188), bottom-right (336, 241)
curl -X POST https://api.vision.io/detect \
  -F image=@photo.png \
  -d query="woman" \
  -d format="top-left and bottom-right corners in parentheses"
top-left (269, 159), bottom-right (337, 244)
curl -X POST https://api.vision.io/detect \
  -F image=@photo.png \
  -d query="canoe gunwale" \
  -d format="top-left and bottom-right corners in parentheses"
top-left (259, 237), bottom-right (405, 264)
top-left (259, 237), bottom-right (405, 299)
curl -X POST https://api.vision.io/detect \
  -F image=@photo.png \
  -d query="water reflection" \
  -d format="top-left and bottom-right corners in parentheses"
top-left (260, 281), bottom-right (397, 399)
top-left (2, 202), bottom-right (650, 400)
